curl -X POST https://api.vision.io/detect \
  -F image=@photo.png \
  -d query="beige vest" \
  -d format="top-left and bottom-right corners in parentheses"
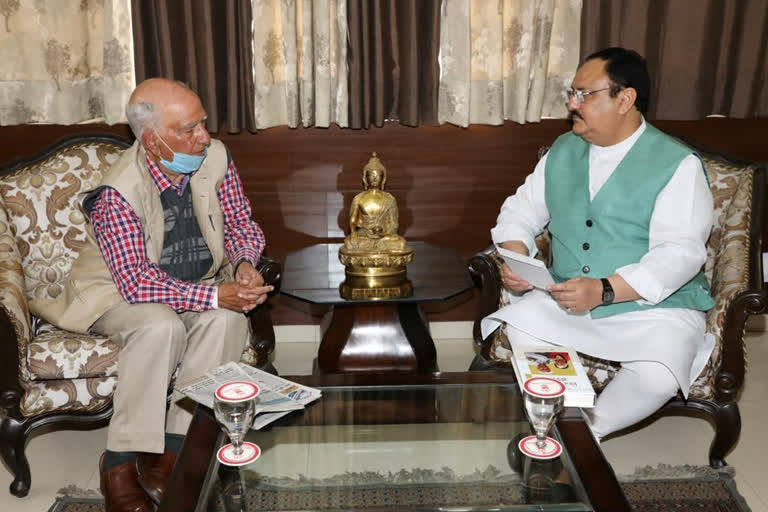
top-left (31, 140), bottom-right (231, 333)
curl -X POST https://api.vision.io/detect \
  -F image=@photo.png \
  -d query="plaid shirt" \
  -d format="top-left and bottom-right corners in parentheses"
top-left (88, 155), bottom-right (265, 312)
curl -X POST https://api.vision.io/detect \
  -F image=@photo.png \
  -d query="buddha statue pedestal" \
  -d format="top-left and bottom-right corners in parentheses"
top-left (338, 250), bottom-right (414, 300)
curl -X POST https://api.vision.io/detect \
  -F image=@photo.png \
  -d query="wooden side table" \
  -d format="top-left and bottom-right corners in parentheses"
top-left (280, 242), bottom-right (473, 374)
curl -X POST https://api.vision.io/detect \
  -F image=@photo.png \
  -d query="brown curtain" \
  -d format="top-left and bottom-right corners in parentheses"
top-left (581, 0), bottom-right (768, 120)
top-left (131, 0), bottom-right (256, 133)
top-left (347, 0), bottom-right (441, 128)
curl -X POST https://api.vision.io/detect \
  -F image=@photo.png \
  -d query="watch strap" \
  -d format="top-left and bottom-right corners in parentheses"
top-left (600, 278), bottom-right (615, 305)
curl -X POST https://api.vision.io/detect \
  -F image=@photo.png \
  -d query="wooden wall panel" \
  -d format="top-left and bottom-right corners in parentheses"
top-left (1, 118), bottom-right (766, 326)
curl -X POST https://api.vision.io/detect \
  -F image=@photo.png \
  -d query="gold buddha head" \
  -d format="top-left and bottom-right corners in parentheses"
top-left (363, 152), bottom-right (387, 190)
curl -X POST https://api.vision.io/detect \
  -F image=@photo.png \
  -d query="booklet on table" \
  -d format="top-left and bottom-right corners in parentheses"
top-left (509, 345), bottom-right (595, 408)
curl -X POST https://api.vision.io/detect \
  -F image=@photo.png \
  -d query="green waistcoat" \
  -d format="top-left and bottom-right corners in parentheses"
top-left (544, 124), bottom-right (714, 318)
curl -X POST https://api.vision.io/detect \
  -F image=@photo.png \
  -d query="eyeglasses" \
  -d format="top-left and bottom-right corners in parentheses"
top-left (565, 87), bottom-right (611, 104)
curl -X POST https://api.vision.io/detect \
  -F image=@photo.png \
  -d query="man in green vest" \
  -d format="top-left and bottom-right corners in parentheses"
top-left (482, 48), bottom-right (715, 445)
top-left (46, 79), bottom-right (274, 512)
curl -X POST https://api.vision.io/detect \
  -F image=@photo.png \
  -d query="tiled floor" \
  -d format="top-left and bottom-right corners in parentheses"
top-left (2, 322), bottom-right (767, 511)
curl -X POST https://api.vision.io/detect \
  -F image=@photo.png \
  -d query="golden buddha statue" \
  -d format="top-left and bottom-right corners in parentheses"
top-left (339, 153), bottom-right (413, 296)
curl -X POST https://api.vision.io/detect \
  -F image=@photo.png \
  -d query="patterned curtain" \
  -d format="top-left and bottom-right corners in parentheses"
top-left (0, 0), bottom-right (134, 125)
top-left (438, 0), bottom-right (582, 126)
top-left (250, 0), bottom-right (348, 129)
top-left (131, 0), bottom-right (256, 134)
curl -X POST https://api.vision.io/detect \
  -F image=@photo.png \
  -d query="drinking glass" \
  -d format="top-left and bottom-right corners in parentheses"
top-left (520, 377), bottom-right (565, 459)
top-left (214, 381), bottom-right (261, 466)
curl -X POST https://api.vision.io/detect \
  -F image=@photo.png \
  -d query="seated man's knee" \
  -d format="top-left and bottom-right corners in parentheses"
top-left (131, 304), bottom-right (187, 346)
top-left (197, 308), bottom-right (249, 336)
top-left (623, 360), bottom-right (679, 400)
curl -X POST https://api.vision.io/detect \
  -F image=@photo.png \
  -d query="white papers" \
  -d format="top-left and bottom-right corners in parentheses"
top-left (497, 247), bottom-right (555, 290)
top-left (176, 362), bottom-right (322, 430)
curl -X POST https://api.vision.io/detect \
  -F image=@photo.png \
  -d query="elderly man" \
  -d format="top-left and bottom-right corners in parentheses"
top-left (482, 48), bottom-right (715, 443)
top-left (45, 79), bottom-right (273, 511)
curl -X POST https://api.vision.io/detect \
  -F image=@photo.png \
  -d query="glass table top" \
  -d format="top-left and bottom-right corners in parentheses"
top-left (280, 242), bottom-right (474, 305)
top-left (195, 381), bottom-right (594, 511)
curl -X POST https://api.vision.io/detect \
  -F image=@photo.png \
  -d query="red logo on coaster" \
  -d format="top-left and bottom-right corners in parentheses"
top-left (523, 377), bottom-right (566, 398)
top-left (216, 441), bottom-right (261, 466)
top-left (215, 381), bottom-right (260, 402)
top-left (518, 435), bottom-right (563, 460)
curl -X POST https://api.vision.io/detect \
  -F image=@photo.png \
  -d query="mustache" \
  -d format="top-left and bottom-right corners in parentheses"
top-left (568, 110), bottom-right (583, 121)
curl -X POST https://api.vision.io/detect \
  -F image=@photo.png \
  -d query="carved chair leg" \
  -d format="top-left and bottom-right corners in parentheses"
top-left (708, 401), bottom-right (741, 468)
top-left (0, 415), bottom-right (32, 497)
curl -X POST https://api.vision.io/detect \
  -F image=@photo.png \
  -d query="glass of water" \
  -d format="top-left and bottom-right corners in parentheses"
top-left (519, 377), bottom-right (566, 459)
top-left (213, 381), bottom-right (261, 466)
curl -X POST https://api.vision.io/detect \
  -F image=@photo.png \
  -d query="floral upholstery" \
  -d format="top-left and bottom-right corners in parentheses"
top-left (28, 325), bottom-right (119, 380)
top-left (0, 139), bottom-right (126, 417)
top-left (487, 154), bottom-right (756, 398)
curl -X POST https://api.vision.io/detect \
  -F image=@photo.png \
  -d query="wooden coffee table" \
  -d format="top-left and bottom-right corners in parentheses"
top-left (159, 371), bottom-right (630, 512)
top-left (280, 242), bottom-right (474, 374)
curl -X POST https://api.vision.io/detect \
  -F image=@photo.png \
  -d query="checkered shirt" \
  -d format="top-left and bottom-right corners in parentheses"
top-left (88, 154), bottom-right (265, 312)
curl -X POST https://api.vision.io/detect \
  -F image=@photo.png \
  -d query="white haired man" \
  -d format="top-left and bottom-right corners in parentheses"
top-left (43, 78), bottom-right (273, 511)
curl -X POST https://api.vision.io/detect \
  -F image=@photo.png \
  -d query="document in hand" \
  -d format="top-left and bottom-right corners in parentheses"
top-left (176, 362), bottom-right (322, 430)
top-left (496, 247), bottom-right (555, 290)
top-left (510, 345), bottom-right (595, 408)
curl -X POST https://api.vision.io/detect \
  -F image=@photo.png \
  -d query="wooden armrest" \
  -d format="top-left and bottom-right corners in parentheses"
top-left (0, 305), bottom-right (26, 411)
top-left (468, 246), bottom-right (503, 359)
top-left (0, 204), bottom-right (31, 407)
top-left (256, 255), bottom-right (281, 290)
top-left (713, 166), bottom-right (768, 401)
top-left (247, 255), bottom-right (283, 370)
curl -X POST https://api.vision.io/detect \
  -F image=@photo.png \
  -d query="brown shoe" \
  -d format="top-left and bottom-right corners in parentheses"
top-left (136, 450), bottom-right (178, 505)
top-left (99, 453), bottom-right (153, 512)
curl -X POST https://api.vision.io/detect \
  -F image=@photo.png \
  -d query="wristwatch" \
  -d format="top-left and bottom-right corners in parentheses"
top-left (600, 278), bottom-right (615, 305)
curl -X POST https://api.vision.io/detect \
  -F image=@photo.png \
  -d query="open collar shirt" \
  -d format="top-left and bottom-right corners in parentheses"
top-left (88, 154), bottom-right (265, 312)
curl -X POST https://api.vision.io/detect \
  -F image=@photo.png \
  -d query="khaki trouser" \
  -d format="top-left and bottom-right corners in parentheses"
top-left (92, 302), bottom-right (250, 453)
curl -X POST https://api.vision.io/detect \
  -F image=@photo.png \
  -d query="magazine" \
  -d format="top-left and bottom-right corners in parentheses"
top-left (496, 247), bottom-right (555, 290)
top-left (509, 345), bottom-right (595, 408)
top-left (176, 362), bottom-right (322, 430)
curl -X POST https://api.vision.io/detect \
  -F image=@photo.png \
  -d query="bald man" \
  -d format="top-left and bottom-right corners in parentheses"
top-left (48, 79), bottom-right (272, 511)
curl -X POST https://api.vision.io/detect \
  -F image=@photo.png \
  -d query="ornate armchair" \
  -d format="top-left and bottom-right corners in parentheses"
top-left (468, 144), bottom-right (767, 468)
top-left (0, 134), bottom-right (281, 497)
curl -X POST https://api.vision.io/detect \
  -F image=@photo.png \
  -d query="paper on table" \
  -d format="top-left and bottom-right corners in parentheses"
top-left (176, 362), bottom-right (322, 430)
top-left (497, 246), bottom-right (555, 290)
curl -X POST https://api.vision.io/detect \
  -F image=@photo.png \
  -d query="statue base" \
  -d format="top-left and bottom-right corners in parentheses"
top-left (338, 247), bottom-right (414, 300)
top-left (338, 247), bottom-right (414, 278)
top-left (339, 274), bottom-right (413, 300)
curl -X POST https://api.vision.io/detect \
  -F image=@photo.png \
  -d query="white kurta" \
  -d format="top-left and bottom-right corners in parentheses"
top-left (482, 120), bottom-right (715, 397)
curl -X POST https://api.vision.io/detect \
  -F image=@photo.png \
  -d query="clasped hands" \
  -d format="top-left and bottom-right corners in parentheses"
top-left (500, 264), bottom-right (603, 314)
top-left (218, 261), bottom-right (274, 313)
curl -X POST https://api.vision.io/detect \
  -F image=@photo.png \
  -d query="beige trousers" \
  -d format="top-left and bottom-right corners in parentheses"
top-left (92, 302), bottom-right (250, 453)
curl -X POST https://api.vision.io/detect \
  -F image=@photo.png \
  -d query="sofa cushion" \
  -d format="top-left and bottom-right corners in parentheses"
top-left (0, 141), bottom-right (125, 303)
top-left (20, 376), bottom-right (116, 417)
top-left (27, 326), bottom-right (119, 380)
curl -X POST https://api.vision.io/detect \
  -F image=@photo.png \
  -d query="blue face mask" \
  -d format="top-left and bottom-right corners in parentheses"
top-left (155, 133), bottom-right (207, 174)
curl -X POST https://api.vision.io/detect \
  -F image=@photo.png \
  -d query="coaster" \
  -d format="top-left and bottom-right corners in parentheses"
top-left (215, 381), bottom-right (260, 403)
top-left (518, 435), bottom-right (562, 460)
top-left (523, 377), bottom-right (566, 399)
top-left (217, 441), bottom-right (261, 466)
